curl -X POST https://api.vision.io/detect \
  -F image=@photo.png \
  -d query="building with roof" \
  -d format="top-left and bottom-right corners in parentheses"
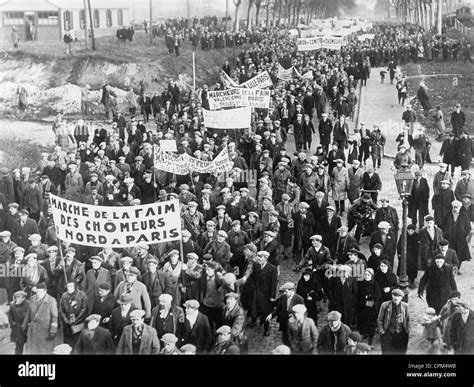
top-left (0, 0), bottom-right (130, 42)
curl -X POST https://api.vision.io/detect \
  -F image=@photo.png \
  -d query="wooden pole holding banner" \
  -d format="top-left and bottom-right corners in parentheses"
top-left (83, 0), bottom-right (88, 50)
top-left (56, 236), bottom-right (69, 289)
top-left (192, 52), bottom-right (196, 91)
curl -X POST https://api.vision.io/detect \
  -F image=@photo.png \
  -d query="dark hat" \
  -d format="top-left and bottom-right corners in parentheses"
top-left (439, 239), bottom-right (449, 246)
top-left (89, 255), bottom-right (103, 263)
top-left (243, 243), bottom-right (257, 253)
top-left (462, 193), bottom-right (472, 199)
top-left (202, 253), bottom-right (213, 261)
top-left (126, 267), bottom-right (140, 276)
top-left (407, 224), bottom-right (416, 231)
top-left (373, 243), bottom-right (383, 250)
top-left (425, 215), bottom-right (434, 222)
top-left (117, 293), bottom-right (133, 304)
top-left (19, 209), bottom-right (29, 216)
top-left (98, 283), bottom-right (111, 291)
top-left (64, 247), bottom-right (76, 254)
top-left (448, 290), bottom-right (461, 300)
top-left (36, 282), bottom-right (47, 290)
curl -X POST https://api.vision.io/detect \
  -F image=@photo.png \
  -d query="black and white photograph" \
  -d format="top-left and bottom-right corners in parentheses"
top-left (0, 0), bottom-right (473, 384)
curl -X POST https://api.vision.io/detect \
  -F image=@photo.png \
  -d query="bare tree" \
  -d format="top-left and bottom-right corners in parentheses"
top-left (255, 0), bottom-right (263, 26)
top-left (247, 0), bottom-right (255, 29)
top-left (233, 0), bottom-right (242, 31)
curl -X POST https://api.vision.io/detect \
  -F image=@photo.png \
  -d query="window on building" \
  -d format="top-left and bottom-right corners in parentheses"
top-left (106, 9), bottom-right (112, 27)
top-left (79, 10), bottom-right (86, 29)
top-left (94, 9), bottom-right (100, 28)
top-left (38, 11), bottom-right (59, 25)
top-left (117, 9), bottom-right (123, 26)
top-left (3, 11), bottom-right (25, 25)
top-left (63, 10), bottom-right (73, 30)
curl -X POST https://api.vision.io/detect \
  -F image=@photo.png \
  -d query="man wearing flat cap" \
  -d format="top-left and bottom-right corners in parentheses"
top-left (245, 251), bottom-right (278, 333)
top-left (116, 309), bottom-right (160, 354)
top-left (418, 215), bottom-right (445, 271)
top-left (74, 313), bottom-right (115, 354)
top-left (58, 280), bottom-right (88, 347)
top-left (261, 230), bottom-right (281, 274)
top-left (377, 288), bottom-right (410, 354)
top-left (149, 293), bottom-right (185, 343)
top-left (55, 246), bottom-right (85, 295)
top-left (22, 282), bottom-right (59, 354)
top-left (454, 169), bottom-right (474, 202)
top-left (266, 282), bottom-right (304, 344)
top-left (369, 221), bottom-right (397, 268)
top-left (83, 256), bottom-right (112, 312)
top-left (443, 200), bottom-right (471, 267)
top-left (432, 179), bottom-right (455, 231)
top-left (203, 229), bottom-right (232, 271)
top-left (140, 257), bottom-right (173, 309)
top-left (334, 226), bottom-right (359, 264)
top-left (182, 198), bottom-right (205, 243)
top-left (6, 290), bottom-right (29, 354)
top-left (114, 267), bottom-right (152, 320)
top-left (11, 208), bottom-right (39, 251)
top-left (181, 299), bottom-right (212, 353)
top-left (288, 303), bottom-right (319, 354)
top-left (292, 201), bottom-right (317, 268)
top-left (317, 310), bottom-right (352, 354)
top-left (211, 325), bottom-right (240, 354)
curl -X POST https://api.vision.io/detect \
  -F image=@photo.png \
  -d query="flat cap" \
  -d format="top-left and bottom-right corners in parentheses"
top-left (264, 231), bottom-right (276, 238)
top-left (13, 290), bottom-right (27, 298)
top-left (326, 205), bottom-right (336, 212)
top-left (129, 309), bottom-right (146, 319)
top-left (98, 282), bottom-right (111, 291)
top-left (279, 282), bottom-right (295, 291)
top-left (120, 256), bottom-right (133, 263)
top-left (125, 267), bottom-right (140, 276)
top-left (0, 230), bottom-right (11, 237)
top-left (162, 333), bottom-right (178, 344)
top-left (53, 344), bottom-right (73, 355)
top-left (391, 288), bottom-right (404, 297)
top-left (299, 202), bottom-right (310, 209)
top-left (181, 229), bottom-right (192, 237)
top-left (147, 256), bottom-right (159, 265)
top-left (86, 314), bottom-right (102, 322)
top-left (184, 299), bottom-right (200, 309)
top-left (292, 304), bottom-right (307, 314)
top-left (243, 243), bottom-right (257, 253)
top-left (64, 247), bottom-right (76, 254)
top-left (218, 230), bottom-right (228, 238)
top-left (216, 325), bottom-right (232, 334)
top-left (377, 221), bottom-right (390, 229)
top-left (257, 251), bottom-right (270, 259)
top-left (89, 255), bottom-right (103, 262)
top-left (327, 311), bottom-right (342, 321)
top-left (159, 293), bottom-right (173, 303)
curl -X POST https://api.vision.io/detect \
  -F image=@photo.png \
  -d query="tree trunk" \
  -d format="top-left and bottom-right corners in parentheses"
top-left (278, 0), bottom-right (283, 26)
top-left (255, 5), bottom-right (261, 26)
top-left (266, 2), bottom-right (270, 27)
top-left (234, 4), bottom-right (240, 31)
top-left (246, 1), bottom-right (253, 29)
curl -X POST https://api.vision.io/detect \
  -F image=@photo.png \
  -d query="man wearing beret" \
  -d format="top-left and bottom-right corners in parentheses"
top-left (377, 288), bottom-right (410, 354)
top-left (11, 209), bottom-right (40, 251)
top-left (22, 282), bottom-right (59, 354)
top-left (74, 314), bottom-right (115, 354)
top-left (83, 256), bottom-right (112, 312)
top-left (116, 309), bottom-right (161, 354)
top-left (266, 282), bottom-right (304, 343)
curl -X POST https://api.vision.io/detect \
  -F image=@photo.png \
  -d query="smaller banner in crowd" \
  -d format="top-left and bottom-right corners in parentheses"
top-left (297, 36), bottom-right (345, 51)
top-left (154, 146), bottom-right (232, 175)
top-left (221, 70), bottom-right (238, 88)
top-left (49, 194), bottom-right (182, 248)
top-left (277, 63), bottom-right (294, 82)
top-left (203, 107), bottom-right (251, 129)
top-left (357, 33), bottom-right (375, 41)
top-left (208, 88), bottom-right (271, 110)
top-left (240, 71), bottom-right (273, 89)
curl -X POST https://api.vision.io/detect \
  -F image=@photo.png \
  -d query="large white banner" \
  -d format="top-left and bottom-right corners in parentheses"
top-left (208, 88), bottom-right (270, 110)
top-left (203, 107), bottom-right (251, 129)
top-left (154, 146), bottom-right (232, 175)
top-left (49, 194), bottom-right (182, 248)
top-left (240, 71), bottom-right (273, 89)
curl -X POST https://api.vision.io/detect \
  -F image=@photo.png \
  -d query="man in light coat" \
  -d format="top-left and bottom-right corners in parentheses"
top-left (116, 309), bottom-right (160, 354)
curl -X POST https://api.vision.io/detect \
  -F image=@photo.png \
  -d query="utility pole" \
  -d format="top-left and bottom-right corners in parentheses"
top-left (87, 0), bottom-right (96, 50)
top-left (438, 0), bottom-right (442, 35)
top-left (83, 0), bottom-right (88, 50)
top-left (187, 0), bottom-right (190, 20)
top-left (149, 0), bottom-right (152, 44)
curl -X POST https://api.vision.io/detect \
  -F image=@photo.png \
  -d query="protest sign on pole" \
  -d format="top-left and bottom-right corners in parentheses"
top-left (203, 107), bottom-right (251, 129)
top-left (239, 71), bottom-right (273, 89)
top-left (159, 139), bottom-right (178, 152)
top-left (221, 70), bottom-right (238, 88)
top-left (208, 88), bottom-right (270, 110)
top-left (297, 36), bottom-right (344, 51)
top-left (49, 194), bottom-right (182, 248)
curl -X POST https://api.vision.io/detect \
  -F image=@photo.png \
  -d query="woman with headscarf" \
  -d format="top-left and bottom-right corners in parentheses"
top-left (296, 269), bottom-right (321, 322)
top-left (374, 259), bottom-right (398, 307)
top-left (356, 268), bottom-right (381, 345)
